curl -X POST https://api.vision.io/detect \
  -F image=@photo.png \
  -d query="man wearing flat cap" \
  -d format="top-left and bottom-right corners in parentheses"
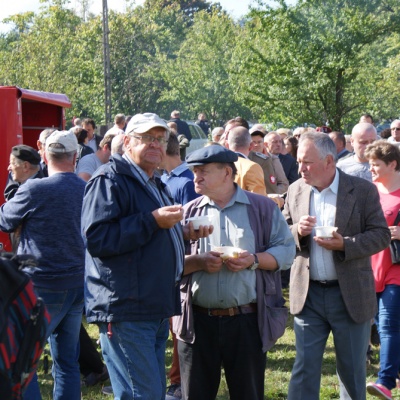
top-left (82, 113), bottom-right (197, 399)
top-left (4, 145), bottom-right (43, 202)
top-left (0, 131), bottom-right (86, 398)
top-left (174, 145), bottom-right (296, 400)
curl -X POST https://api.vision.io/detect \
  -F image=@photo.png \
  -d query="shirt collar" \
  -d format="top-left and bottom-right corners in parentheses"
top-left (197, 184), bottom-right (251, 209)
top-left (123, 153), bottom-right (151, 184)
top-left (170, 162), bottom-right (190, 177)
top-left (235, 151), bottom-right (248, 159)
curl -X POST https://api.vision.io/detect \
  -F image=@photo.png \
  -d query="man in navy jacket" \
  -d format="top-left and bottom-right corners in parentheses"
top-left (170, 110), bottom-right (192, 141)
top-left (82, 113), bottom-right (186, 399)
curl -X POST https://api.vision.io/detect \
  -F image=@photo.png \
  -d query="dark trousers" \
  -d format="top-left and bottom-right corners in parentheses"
top-left (79, 323), bottom-right (104, 377)
top-left (178, 311), bottom-right (266, 400)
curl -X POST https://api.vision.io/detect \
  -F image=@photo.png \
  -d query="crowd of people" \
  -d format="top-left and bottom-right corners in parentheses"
top-left (1, 110), bottom-right (400, 400)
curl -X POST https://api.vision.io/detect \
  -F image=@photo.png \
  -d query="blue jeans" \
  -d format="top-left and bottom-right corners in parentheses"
top-left (376, 284), bottom-right (400, 390)
top-left (99, 319), bottom-right (169, 400)
top-left (23, 286), bottom-right (84, 400)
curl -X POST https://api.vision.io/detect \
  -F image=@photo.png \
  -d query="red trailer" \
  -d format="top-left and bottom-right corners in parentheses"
top-left (0, 86), bottom-right (71, 251)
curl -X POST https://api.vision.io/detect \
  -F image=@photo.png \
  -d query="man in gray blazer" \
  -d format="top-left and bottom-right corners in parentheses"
top-left (283, 132), bottom-right (390, 400)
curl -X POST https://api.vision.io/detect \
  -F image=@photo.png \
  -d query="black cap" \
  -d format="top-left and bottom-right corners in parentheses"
top-left (186, 145), bottom-right (238, 166)
top-left (11, 145), bottom-right (41, 165)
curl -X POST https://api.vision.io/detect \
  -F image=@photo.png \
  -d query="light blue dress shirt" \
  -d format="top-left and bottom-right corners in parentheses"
top-left (309, 168), bottom-right (339, 281)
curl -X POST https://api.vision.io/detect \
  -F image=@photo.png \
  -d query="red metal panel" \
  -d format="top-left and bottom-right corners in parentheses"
top-left (0, 86), bottom-right (72, 252)
top-left (17, 87), bottom-right (71, 109)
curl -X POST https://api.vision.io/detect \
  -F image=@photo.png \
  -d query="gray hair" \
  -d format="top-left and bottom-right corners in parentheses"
top-left (211, 127), bottom-right (224, 141)
top-left (299, 132), bottom-right (338, 162)
top-left (227, 126), bottom-right (251, 150)
top-left (39, 128), bottom-right (56, 145)
top-left (111, 134), bottom-right (125, 155)
top-left (391, 119), bottom-right (400, 128)
top-left (46, 146), bottom-right (76, 162)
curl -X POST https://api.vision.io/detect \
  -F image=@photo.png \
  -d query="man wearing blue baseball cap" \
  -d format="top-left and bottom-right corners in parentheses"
top-left (174, 145), bottom-right (296, 400)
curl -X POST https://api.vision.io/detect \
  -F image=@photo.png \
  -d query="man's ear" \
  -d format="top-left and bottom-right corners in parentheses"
top-left (225, 165), bottom-right (233, 179)
top-left (326, 154), bottom-right (335, 167)
top-left (21, 161), bottom-right (30, 172)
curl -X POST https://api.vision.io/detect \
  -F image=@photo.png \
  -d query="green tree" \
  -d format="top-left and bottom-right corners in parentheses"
top-left (145, 0), bottom-right (223, 25)
top-left (105, 2), bottom-right (189, 119)
top-left (368, 33), bottom-right (400, 122)
top-left (0, 1), bottom-right (106, 123)
top-left (159, 9), bottom-right (251, 124)
top-left (239, 0), bottom-right (400, 130)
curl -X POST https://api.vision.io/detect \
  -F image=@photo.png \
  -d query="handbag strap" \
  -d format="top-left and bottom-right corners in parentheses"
top-left (394, 210), bottom-right (400, 226)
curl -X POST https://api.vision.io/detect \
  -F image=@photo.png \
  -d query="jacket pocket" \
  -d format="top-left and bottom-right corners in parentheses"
top-left (265, 305), bottom-right (288, 342)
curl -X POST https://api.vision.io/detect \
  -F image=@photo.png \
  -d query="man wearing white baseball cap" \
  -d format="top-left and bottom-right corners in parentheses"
top-left (81, 113), bottom-right (186, 399)
top-left (0, 130), bottom-right (86, 399)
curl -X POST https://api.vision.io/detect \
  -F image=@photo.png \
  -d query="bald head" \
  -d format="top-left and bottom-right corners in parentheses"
top-left (351, 123), bottom-right (377, 162)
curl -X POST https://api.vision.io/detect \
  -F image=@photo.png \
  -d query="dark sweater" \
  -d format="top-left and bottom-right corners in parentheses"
top-left (0, 172), bottom-right (86, 289)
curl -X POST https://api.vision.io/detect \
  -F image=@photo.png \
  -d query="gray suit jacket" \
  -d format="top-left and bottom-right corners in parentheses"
top-left (282, 169), bottom-right (390, 324)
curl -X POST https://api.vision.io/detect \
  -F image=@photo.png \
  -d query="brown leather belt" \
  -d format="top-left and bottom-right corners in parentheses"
top-left (310, 280), bottom-right (339, 288)
top-left (192, 303), bottom-right (257, 317)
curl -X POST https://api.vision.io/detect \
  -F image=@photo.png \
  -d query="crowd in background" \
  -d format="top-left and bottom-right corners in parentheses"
top-left (1, 110), bottom-right (400, 400)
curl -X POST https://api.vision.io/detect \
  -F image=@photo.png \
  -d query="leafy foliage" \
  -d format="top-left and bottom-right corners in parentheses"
top-left (144, 0), bottom-right (223, 25)
top-left (0, 0), bottom-right (399, 130)
top-left (158, 9), bottom-right (252, 124)
top-left (107, 3), bottom-right (188, 119)
top-left (239, 0), bottom-right (400, 129)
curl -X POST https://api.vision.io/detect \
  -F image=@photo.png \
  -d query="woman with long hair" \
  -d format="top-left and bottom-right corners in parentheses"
top-left (283, 136), bottom-right (298, 159)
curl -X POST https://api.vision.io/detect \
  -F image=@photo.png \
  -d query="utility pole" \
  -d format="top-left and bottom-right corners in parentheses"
top-left (102, 0), bottom-right (112, 125)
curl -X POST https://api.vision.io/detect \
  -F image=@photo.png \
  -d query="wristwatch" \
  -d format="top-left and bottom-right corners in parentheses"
top-left (249, 253), bottom-right (259, 270)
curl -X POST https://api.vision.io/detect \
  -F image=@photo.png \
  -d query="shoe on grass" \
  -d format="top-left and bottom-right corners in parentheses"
top-left (166, 383), bottom-right (182, 399)
top-left (84, 365), bottom-right (109, 386)
top-left (102, 385), bottom-right (113, 395)
top-left (367, 382), bottom-right (392, 400)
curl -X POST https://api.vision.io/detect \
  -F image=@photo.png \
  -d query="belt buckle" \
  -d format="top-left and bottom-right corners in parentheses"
top-left (228, 307), bottom-right (235, 316)
top-left (320, 280), bottom-right (328, 285)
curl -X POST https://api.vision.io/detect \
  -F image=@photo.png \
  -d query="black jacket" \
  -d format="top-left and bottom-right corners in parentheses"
top-left (278, 154), bottom-right (300, 185)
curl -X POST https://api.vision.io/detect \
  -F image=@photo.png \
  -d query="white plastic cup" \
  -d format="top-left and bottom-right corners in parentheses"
top-left (314, 226), bottom-right (338, 239)
top-left (186, 216), bottom-right (211, 230)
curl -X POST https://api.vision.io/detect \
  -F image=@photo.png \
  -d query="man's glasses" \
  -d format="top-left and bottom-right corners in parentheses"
top-left (132, 135), bottom-right (168, 146)
top-left (391, 127), bottom-right (400, 132)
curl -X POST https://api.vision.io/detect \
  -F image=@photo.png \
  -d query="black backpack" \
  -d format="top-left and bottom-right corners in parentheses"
top-left (0, 253), bottom-right (50, 400)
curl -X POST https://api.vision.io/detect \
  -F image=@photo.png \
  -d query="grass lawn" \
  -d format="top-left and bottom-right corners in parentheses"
top-left (34, 295), bottom-right (396, 399)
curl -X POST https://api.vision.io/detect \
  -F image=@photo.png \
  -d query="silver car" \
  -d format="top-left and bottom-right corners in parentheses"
top-left (186, 122), bottom-right (210, 155)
